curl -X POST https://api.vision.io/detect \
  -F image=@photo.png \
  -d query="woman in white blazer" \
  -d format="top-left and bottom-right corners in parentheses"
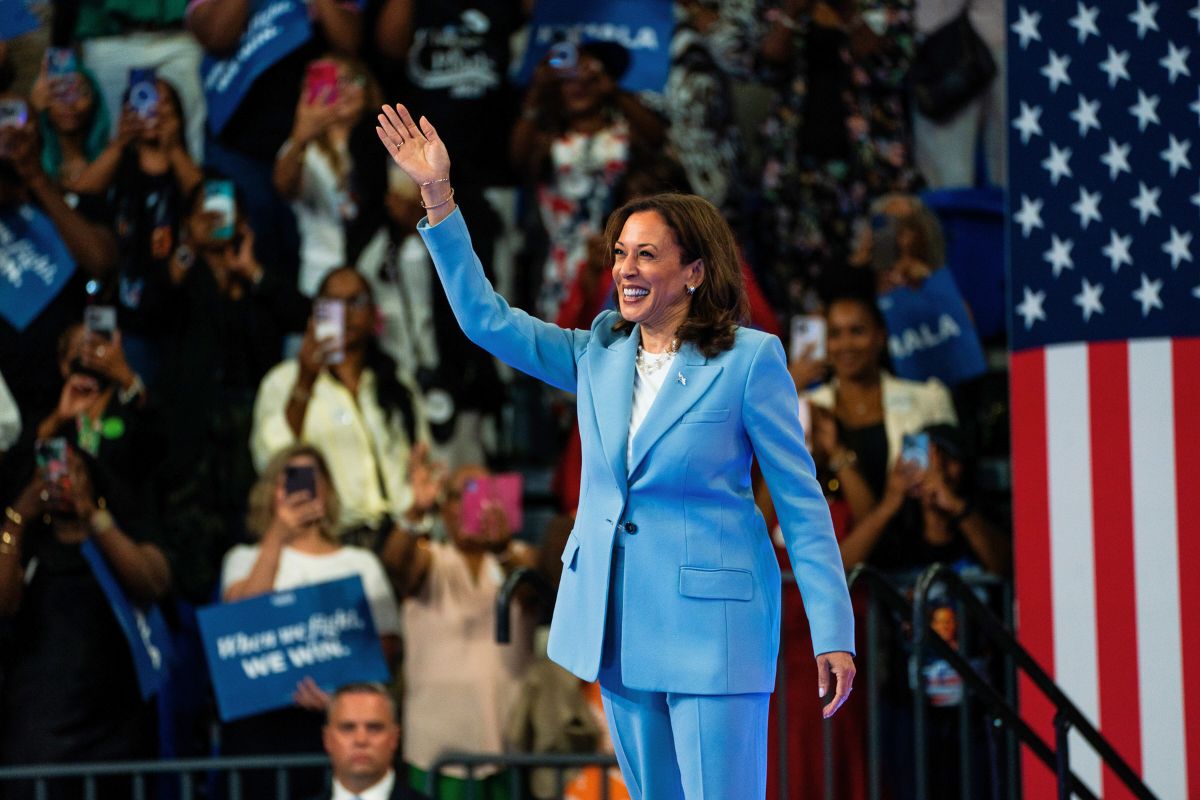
top-left (375, 104), bottom-right (855, 800)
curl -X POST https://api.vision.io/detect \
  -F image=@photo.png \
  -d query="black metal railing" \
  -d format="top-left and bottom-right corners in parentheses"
top-left (0, 754), bottom-right (329, 800)
top-left (850, 562), bottom-right (1160, 800)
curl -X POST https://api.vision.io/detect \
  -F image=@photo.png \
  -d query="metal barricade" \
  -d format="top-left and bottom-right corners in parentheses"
top-left (0, 754), bottom-right (329, 800)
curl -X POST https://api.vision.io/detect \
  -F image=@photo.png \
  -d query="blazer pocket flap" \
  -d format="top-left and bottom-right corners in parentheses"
top-left (681, 408), bottom-right (730, 424)
top-left (678, 567), bottom-right (753, 601)
top-left (561, 534), bottom-right (580, 568)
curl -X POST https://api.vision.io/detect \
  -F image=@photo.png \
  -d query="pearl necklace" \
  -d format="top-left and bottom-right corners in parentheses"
top-left (636, 338), bottom-right (679, 376)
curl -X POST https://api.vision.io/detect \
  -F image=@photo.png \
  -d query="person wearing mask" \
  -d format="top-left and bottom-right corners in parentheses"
top-left (251, 266), bottom-right (431, 547)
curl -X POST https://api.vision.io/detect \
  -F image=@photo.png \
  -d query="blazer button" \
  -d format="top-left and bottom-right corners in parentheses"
top-left (623, 522), bottom-right (638, 533)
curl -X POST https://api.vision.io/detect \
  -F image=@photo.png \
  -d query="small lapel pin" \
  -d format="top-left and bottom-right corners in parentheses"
top-left (677, 371), bottom-right (687, 386)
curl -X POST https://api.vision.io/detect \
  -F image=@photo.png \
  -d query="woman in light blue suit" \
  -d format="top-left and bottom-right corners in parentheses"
top-left (376, 104), bottom-right (856, 800)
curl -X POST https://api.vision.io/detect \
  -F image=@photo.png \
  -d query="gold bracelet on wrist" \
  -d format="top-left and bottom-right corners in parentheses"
top-left (5, 506), bottom-right (23, 526)
top-left (419, 188), bottom-right (455, 210)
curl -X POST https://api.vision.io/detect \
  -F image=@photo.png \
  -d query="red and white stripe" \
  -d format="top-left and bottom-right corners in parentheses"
top-left (1011, 338), bottom-right (1196, 800)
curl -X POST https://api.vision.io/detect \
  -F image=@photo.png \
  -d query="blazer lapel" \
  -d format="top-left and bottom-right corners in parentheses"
top-left (628, 343), bottom-right (723, 477)
top-left (588, 327), bottom-right (639, 493)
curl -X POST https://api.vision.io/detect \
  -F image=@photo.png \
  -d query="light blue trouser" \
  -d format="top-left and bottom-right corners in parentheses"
top-left (598, 546), bottom-right (771, 800)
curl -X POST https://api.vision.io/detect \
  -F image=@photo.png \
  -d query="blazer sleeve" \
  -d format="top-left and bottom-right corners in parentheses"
top-left (417, 208), bottom-right (590, 393)
top-left (743, 335), bottom-right (855, 656)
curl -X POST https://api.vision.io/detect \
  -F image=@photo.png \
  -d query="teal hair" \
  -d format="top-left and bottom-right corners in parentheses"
top-left (39, 68), bottom-right (112, 181)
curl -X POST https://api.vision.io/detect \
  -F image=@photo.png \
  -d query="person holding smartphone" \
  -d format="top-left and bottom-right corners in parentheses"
top-left (251, 266), bottom-right (431, 547)
top-left (0, 442), bottom-right (169, 796)
top-left (381, 463), bottom-right (536, 797)
top-left (273, 54), bottom-right (386, 297)
top-left (510, 40), bottom-right (666, 321)
top-left (799, 291), bottom-right (961, 571)
top-left (218, 443), bottom-right (402, 798)
top-left (149, 180), bottom-right (308, 600)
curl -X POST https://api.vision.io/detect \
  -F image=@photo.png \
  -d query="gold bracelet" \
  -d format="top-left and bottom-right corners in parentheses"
top-left (4, 506), bottom-right (22, 526)
top-left (419, 187), bottom-right (455, 210)
top-left (0, 530), bottom-right (17, 556)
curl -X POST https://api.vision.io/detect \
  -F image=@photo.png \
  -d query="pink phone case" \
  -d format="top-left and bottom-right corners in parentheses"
top-left (460, 473), bottom-right (523, 537)
top-left (305, 61), bottom-right (339, 105)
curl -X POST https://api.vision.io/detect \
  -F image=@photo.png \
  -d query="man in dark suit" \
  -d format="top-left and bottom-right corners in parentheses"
top-left (314, 682), bottom-right (429, 800)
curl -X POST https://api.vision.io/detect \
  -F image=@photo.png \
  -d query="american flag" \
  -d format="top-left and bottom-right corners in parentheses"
top-left (1007, 2), bottom-right (1199, 799)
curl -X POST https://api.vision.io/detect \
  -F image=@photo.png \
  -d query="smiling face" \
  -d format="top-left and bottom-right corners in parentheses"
top-left (826, 298), bottom-right (886, 382)
top-left (611, 211), bottom-right (702, 338)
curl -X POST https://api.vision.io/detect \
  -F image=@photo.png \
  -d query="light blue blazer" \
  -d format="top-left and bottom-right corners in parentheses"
top-left (419, 209), bottom-right (854, 696)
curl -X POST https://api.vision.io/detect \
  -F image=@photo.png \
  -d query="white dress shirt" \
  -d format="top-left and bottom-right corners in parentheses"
top-left (332, 768), bottom-right (395, 800)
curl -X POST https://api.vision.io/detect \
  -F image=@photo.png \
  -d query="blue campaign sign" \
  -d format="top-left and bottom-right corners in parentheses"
top-left (0, 203), bottom-right (76, 331)
top-left (80, 539), bottom-right (172, 701)
top-left (197, 576), bottom-right (390, 722)
top-left (0, 0), bottom-right (39, 39)
top-left (201, 0), bottom-right (313, 135)
top-left (516, 0), bottom-right (673, 93)
top-left (878, 268), bottom-right (986, 387)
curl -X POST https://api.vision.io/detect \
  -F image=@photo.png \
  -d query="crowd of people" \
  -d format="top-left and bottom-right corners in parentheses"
top-left (0, 0), bottom-right (1009, 798)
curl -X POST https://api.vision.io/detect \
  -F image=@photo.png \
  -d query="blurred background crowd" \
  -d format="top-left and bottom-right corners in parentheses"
top-left (0, 0), bottom-right (1010, 797)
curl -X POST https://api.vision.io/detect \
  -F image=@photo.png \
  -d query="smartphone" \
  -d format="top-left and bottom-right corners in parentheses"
top-left (790, 315), bottom-right (827, 361)
top-left (901, 432), bottom-right (931, 471)
top-left (0, 98), bottom-right (28, 130)
top-left (548, 41), bottom-right (578, 73)
top-left (45, 47), bottom-right (81, 103)
top-left (305, 60), bottom-right (339, 106)
top-left (460, 473), bottom-right (523, 537)
top-left (35, 437), bottom-right (72, 509)
top-left (127, 67), bottom-right (158, 119)
top-left (202, 179), bottom-right (236, 241)
top-left (84, 305), bottom-right (117, 341)
top-left (284, 464), bottom-right (317, 498)
top-left (313, 298), bottom-right (345, 365)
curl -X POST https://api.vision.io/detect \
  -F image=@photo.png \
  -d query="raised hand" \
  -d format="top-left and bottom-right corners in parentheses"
top-left (375, 104), bottom-right (450, 187)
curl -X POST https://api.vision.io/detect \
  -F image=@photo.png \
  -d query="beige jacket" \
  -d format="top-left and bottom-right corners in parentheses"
top-left (805, 371), bottom-right (957, 467)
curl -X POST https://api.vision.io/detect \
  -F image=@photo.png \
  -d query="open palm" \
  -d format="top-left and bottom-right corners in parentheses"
top-left (375, 103), bottom-right (451, 186)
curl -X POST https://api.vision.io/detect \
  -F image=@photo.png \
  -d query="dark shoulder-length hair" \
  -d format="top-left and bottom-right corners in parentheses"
top-left (604, 192), bottom-right (748, 358)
